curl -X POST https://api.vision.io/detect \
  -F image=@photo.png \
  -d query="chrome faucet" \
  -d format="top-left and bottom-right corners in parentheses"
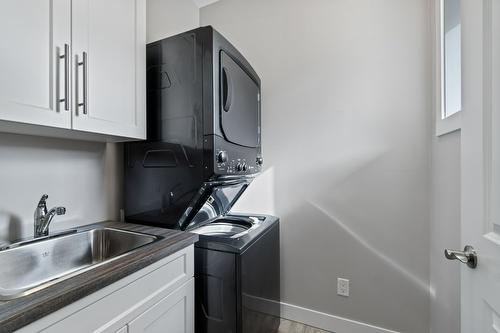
top-left (34, 194), bottom-right (66, 238)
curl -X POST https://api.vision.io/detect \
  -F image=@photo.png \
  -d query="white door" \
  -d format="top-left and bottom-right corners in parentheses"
top-left (128, 279), bottom-right (194, 333)
top-left (453, 0), bottom-right (500, 331)
top-left (0, 0), bottom-right (71, 128)
top-left (72, 0), bottom-right (146, 139)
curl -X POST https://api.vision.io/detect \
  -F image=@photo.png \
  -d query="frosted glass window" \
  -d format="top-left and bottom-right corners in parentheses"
top-left (442, 0), bottom-right (462, 118)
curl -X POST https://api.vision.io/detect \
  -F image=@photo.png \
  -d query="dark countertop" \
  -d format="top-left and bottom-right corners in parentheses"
top-left (0, 221), bottom-right (198, 332)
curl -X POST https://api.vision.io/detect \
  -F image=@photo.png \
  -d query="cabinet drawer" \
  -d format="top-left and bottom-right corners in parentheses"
top-left (128, 278), bottom-right (194, 333)
top-left (18, 245), bottom-right (194, 333)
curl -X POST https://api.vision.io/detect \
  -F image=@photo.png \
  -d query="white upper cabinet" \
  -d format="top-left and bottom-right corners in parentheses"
top-left (72, 0), bottom-right (146, 139)
top-left (0, 0), bottom-right (146, 141)
top-left (0, 0), bottom-right (71, 129)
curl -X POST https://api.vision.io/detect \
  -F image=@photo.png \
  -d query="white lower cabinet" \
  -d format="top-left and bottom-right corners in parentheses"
top-left (17, 245), bottom-right (194, 333)
top-left (128, 279), bottom-right (194, 333)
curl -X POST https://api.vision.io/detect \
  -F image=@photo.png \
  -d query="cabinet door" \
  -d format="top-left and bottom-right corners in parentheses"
top-left (128, 279), bottom-right (194, 333)
top-left (0, 0), bottom-right (71, 128)
top-left (72, 0), bottom-right (146, 139)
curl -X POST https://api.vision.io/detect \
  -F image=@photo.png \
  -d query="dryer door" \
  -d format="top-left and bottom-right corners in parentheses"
top-left (220, 51), bottom-right (260, 148)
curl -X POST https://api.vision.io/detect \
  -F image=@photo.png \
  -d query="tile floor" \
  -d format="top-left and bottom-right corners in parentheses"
top-left (243, 308), bottom-right (332, 332)
top-left (278, 318), bottom-right (332, 333)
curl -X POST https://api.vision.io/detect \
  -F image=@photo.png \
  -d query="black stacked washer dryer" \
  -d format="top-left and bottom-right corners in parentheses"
top-left (124, 26), bottom-right (280, 333)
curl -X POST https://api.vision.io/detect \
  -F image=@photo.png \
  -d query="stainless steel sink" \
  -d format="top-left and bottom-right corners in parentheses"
top-left (0, 227), bottom-right (160, 300)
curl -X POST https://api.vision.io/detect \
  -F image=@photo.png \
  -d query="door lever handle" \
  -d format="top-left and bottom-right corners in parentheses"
top-left (444, 245), bottom-right (477, 268)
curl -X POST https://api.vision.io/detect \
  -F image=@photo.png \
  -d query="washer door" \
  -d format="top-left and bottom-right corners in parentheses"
top-left (180, 180), bottom-right (251, 230)
top-left (220, 51), bottom-right (260, 148)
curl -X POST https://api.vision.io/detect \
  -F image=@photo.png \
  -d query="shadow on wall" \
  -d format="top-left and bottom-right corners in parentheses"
top-left (0, 132), bottom-right (123, 241)
top-left (280, 200), bottom-right (429, 333)
top-left (232, 166), bottom-right (276, 215)
top-left (0, 210), bottom-right (23, 245)
top-left (0, 132), bottom-right (106, 153)
top-left (307, 201), bottom-right (429, 293)
top-left (275, 149), bottom-right (429, 332)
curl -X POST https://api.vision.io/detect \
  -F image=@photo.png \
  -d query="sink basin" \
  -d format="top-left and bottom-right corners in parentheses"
top-left (0, 227), bottom-right (160, 300)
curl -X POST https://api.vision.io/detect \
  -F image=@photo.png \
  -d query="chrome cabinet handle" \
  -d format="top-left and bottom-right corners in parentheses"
top-left (77, 52), bottom-right (88, 115)
top-left (445, 245), bottom-right (477, 268)
top-left (58, 44), bottom-right (70, 111)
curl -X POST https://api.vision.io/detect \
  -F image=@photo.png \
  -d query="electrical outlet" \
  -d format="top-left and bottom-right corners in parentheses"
top-left (337, 278), bottom-right (349, 297)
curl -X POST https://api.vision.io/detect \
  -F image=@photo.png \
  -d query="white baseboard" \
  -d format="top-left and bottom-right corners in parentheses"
top-left (280, 301), bottom-right (400, 333)
top-left (243, 294), bottom-right (400, 333)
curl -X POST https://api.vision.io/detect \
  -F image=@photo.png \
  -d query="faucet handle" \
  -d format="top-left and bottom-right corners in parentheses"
top-left (37, 194), bottom-right (48, 207)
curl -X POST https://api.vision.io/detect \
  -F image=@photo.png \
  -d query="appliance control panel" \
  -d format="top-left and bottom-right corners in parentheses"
top-left (216, 150), bottom-right (262, 175)
top-left (209, 135), bottom-right (262, 176)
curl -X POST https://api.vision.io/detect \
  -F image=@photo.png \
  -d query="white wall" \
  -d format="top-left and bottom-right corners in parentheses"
top-left (429, 132), bottom-right (461, 333)
top-left (202, 0), bottom-right (431, 332)
top-left (0, 133), bottom-right (122, 244)
top-left (147, 0), bottom-right (199, 43)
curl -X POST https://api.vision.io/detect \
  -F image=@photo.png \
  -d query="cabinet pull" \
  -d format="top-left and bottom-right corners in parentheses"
top-left (58, 44), bottom-right (69, 111)
top-left (77, 52), bottom-right (88, 115)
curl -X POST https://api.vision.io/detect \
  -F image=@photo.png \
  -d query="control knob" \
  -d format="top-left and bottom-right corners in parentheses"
top-left (236, 163), bottom-right (243, 172)
top-left (217, 151), bottom-right (228, 163)
top-left (256, 157), bottom-right (263, 165)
